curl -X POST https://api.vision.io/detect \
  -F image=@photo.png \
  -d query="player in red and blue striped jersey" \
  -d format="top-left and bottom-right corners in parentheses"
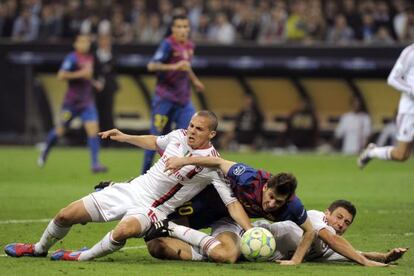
top-left (142, 14), bottom-right (205, 174)
top-left (144, 157), bottom-right (315, 265)
top-left (38, 34), bottom-right (107, 173)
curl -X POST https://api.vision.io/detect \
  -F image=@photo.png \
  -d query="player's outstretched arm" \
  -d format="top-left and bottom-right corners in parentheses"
top-left (99, 129), bottom-right (158, 150)
top-left (165, 156), bottom-right (236, 175)
top-left (278, 217), bottom-right (316, 265)
top-left (226, 200), bottom-right (252, 231)
top-left (147, 60), bottom-right (190, 72)
top-left (318, 228), bottom-right (388, 266)
top-left (361, 247), bottom-right (408, 263)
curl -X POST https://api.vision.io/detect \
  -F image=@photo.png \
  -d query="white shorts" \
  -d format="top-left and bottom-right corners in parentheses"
top-left (396, 114), bottom-right (414, 142)
top-left (82, 183), bottom-right (167, 237)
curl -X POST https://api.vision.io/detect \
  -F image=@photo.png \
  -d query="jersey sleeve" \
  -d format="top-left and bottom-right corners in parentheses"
top-left (156, 129), bottom-right (181, 151)
top-left (60, 54), bottom-right (76, 72)
top-left (151, 39), bottom-right (172, 63)
top-left (226, 163), bottom-right (259, 186)
top-left (211, 170), bottom-right (237, 206)
top-left (387, 45), bottom-right (414, 94)
top-left (289, 197), bottom-right (308, 226)
top-left (307, 210), bottom-right (335, 234)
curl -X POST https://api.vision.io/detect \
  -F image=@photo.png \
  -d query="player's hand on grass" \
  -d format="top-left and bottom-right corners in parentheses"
top-left (364, 259), bottom-right (389, 267)
top-left (385, 247), bottom-right (408, 263)
top-left (98, 129), bottom-right (129, 142)
top-left (164, 157), bottom-right (186, 175)
top-left (276, 260), bottom-right (299, 265)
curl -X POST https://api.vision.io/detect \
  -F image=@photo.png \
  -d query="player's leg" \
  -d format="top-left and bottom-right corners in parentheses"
top-left (146, 237), bottom-right (196, 260)
top-left (50, 183), bottom-right (140, 261)
top-left (75, 207), bottom-right (165, 261)
top-left (174, 101), bottom-right (196, 129)
top-left (82, 105), bottom-right (107, 173)
top-left (38, 107), bottom-right (74, 167)
top-left (358, 114), bottom-right (413, 168)
top-left (4, 200), bottom-right (92, 258)
top-left (142, 97), bottom-right (173, 174)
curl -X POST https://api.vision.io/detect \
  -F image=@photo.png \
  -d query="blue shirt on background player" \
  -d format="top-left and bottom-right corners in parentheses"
top-left (143, 14), bottom-right (205, 174)
top-left (38, 34), bottom-right (107, 173)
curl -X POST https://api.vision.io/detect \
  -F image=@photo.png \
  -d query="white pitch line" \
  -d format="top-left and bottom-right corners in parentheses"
top-left (0, 245), bottom-right (148, 258)
top-left (0, 219), bottom-right (51, 225)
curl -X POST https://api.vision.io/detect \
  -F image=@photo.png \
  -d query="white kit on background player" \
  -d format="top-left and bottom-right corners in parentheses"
top-left (255, 210), bottom-right (347, 262)
top-left (387, 43), bottom-right (414, 141)
top-left (86, 129), bottom-right (235, 225)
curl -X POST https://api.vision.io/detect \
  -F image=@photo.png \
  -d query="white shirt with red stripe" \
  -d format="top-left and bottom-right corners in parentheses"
top-left (387, 43), bottom-right (414, 115)
top-left (129, 129), bottom-right (236, 215)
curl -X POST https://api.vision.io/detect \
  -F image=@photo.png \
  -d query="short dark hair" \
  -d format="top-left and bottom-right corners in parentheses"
top-left (195, 110), bottom-right (218, 131)
top-left (172, 14), bottom-right (189, 24)
top-left (328, 200), bottom-right (357, 221)
top-left (267, 173), bottom-right (297, 199)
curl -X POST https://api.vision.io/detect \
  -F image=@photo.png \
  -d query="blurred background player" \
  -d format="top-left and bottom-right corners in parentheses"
top-left (359, 43), bottom-right (414, 168)
top-left (37, 34), bottom-right (107, 173)
top-left (93, 34), bottom-right (119, 146)
top-left (142, 14), bottom-right (205, 174)
top-left (335, 97), bottom-right (371, 155)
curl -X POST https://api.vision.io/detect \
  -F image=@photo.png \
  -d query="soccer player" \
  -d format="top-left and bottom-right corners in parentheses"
top-left (4, 111), bottom-right (251, 262)
top-left (255, 200), bottom-right (407, 266)
top-left (145, 156), bottom-right (315, 265)
top-left (37, 34), bottom-right (107, 173)
top-left (358, 43), bottom-right (414, 168)
top-left (142, 14), bottom-right (205, 174)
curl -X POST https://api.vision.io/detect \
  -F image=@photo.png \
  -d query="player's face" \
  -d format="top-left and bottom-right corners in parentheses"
top-left (262, 185), bottom-right (289, 212)
top-left (186, 115), bottom-right (216, 149)
top-left (324, 207), bottom-right (353, 235)
top-left (172, 19), bottom-right (190, 43)
top-left (74, 35), bottom-right (91, 54)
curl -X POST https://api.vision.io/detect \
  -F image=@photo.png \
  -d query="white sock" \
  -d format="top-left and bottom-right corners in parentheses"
top-left (169, 222), bottom-right (220, 255)
top-left (191, 246), bottom-right (205, 261)
top-left (368, 146), bottom-right (392, 160)
top-left (78, 232), bottom-right (125, 261)
top-left (34, 220), bottom-right (71, 254)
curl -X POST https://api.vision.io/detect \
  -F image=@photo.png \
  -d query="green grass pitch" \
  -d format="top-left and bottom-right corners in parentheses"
top-left (0, 146), bottom-right (413, 275)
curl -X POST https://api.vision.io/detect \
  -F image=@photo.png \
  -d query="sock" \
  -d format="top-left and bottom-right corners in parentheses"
top-left (78, 232), bottom-right (125, 261)
top-left (368, 146), bottom-right (393, 160)
top-left (87, 136), bottom-right (100, 167)
top-left (142, 149), bottom-right (155, 174)
top-left (191, 246), bottom-right (205, 261)
top-left (34, 220), bottom-right (71, 254)
top-left (169, 222), bottom-right (220, 255)
top-left (42, 129), bottom-right (58, 160)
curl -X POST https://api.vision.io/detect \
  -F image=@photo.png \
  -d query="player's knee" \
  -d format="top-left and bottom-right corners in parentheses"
top-left (112, 219), bottom-right (140, 241)
top-left (146, 239), bottom-right (169, 259)
top-left (209, 246), bottom-right (238, 264)
top-left (55, 207), bottom-right (76, 227)
top-left (393, 150), bottom-right (410, 161)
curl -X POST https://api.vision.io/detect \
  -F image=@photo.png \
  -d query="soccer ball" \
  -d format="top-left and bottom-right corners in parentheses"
top-left (240, 227), bottom-right (276, 262)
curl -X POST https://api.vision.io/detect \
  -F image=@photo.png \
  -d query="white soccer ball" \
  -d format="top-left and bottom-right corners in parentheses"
top-left (240, 227), bottom-right (276, 262)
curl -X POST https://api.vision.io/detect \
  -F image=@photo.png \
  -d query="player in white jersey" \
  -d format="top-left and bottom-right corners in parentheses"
top-left (256, 200), bottom-right (407, 265)
top-left (4, 111), bottom-right (252, 262)
top-left (359, 43), bottom-right (414, 168)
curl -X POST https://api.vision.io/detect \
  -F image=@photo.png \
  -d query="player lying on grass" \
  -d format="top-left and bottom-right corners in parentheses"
top-left (255, 200), bottom-right (408, 265)
top-left (4, 111), bottom-right (252, 262)
top-left (146, 196), bottom-right (406, 266)
top-left (143, 156), bottom-right (316, 265)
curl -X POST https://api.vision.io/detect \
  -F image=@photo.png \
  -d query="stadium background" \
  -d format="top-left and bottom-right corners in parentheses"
top-left (0, 0), bottom-right (413, 275)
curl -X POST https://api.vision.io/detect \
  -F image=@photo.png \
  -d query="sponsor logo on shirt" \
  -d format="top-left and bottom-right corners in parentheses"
top-left (233, 165), bottom-right (246, 176)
